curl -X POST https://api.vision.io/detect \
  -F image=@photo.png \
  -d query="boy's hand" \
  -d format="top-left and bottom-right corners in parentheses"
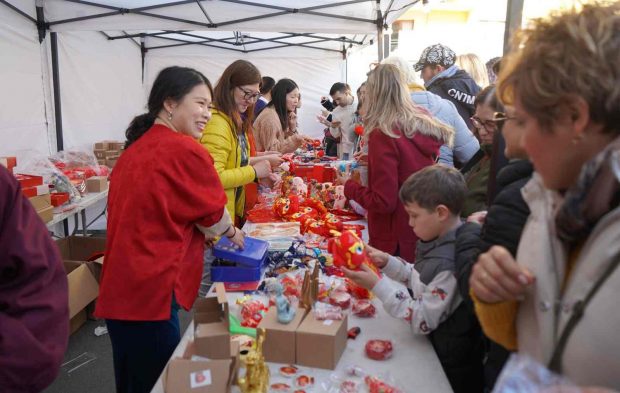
top-left (342, 264), bottom-right (379, 291)
top-left (467, 210), bottom-right (487, 225)
top-left (365, 244), bottom-right (389, 268)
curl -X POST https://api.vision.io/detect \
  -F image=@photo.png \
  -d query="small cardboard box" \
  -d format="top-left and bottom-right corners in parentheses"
top-left (93, 149), bottom-right (107, 159)
top-left (194, 283), bottom-right (231, 360)
top-left (36, 205), bottom-right (54, 223)
top-left (108, 142), bottom-right (125, 151)
top-left (97, 158), bottom-right (107, 166)
top-left (29, 193), bottom-right (52, 211)
top-left (164, 340), bottom-right (239, 393)
top-left (55, 236), bottom-right (107, 262)
top-left (22, 184), bottom-right (50, 198)
top-left (296, 313), bottom-right (348, 370)
top-left (94, 141), bottom-right (109, 150)
top-left (257, 306), bottom-right (307, 364)
top-left (106, 157), bottom-right (118, 168)
top-left (86, 176), bottom-right (108, 193)
top-left (104, 150), bottom-right (119, 158)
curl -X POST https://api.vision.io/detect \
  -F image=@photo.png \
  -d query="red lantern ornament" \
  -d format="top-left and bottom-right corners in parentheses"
top-left (317, 150), bottom-right (325, 158)
top-left (328, 230), bottom-right (371, 271)
top-left (354, 124), bottom-right (364, 136)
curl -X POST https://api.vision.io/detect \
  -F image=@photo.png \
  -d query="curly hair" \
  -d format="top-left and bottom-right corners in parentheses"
top-left (497, 2), bottom-right (620, 135)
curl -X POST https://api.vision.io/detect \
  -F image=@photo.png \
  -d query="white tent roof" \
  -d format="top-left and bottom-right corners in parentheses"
top-left (37, 0), bottom-right (414, 34)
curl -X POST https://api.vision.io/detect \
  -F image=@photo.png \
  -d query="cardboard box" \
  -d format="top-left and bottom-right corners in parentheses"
top-left (296, 313), bottom-right (348, 369)
top-left (194, 283), bottom-right (231, 360)
top-left (15, 173), bottom-right (43, 189)
top-left (257, 306), bottom-right (307, 364)
top-left (97, 158), bottom-right (107, 166)
top-left (104, 150), bottom-right (119, 158)
top-left (93, 149), bottom-right (107, 159)
top-left (63, 261), bottom-right (99, 334)
top-left (56, 236), bottom-right (107, 262)
top-left (94, 142), bottom-right (109, 150)
top-left (70, 309), bottom-right (88, 335)
top-left (164, 340), bottom-right (239, 393)
top-left (50, 192), bottom-right (70, 207)
top-left (108, 142), bottom-right (125, 151)
top-left (86, 176), bottom-right (108, 193)
top-left (106, 158), bottom-right (118, 168)
top-left (29, 194), bottom-right (52, 211)
top-left (37, 205), bottom-right (54, 223)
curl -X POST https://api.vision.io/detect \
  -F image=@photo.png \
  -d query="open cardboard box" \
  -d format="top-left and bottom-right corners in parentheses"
top-left (194, 283), bottom-right (231, 360)
top-left (55, 236), bottom-right (106, 333)
top-left (258, 306), bottom-right (308, 364)
top-left (296, 313), bottom-right (348, 370)
top-left (163, 339), bottom-right (239, 393)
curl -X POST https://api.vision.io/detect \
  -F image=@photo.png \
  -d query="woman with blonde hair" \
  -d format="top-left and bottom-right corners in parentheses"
top-left (456, 53), bottom-right (490, 88)
top-left (470, 3), bottom-right (620, 389)
top-left (337, 64), bottom-right (453, 262)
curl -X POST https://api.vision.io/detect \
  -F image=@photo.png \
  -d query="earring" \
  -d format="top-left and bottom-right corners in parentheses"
top-left (572, 134), bottom-right (584, 145)
top-left (167, 111), bottom-right (173, 121)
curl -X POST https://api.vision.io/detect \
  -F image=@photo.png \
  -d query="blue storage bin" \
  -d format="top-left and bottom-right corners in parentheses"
top-left (210, 236), bottom-right (269, 282)
top-left (213, 236), bottom-right (269, 267)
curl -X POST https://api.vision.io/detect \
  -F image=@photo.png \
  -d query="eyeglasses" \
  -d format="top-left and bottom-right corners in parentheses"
top-left (470, 116), bottom-right (499, 132)
top-left (237, 86), bottom-right (260, 102)
top-left (493, 112), bottom-right (517, 128)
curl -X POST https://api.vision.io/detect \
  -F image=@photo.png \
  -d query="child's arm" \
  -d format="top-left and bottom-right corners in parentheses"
top-left (373, 268), bottom-right (461, 335)
top-left (381, 255), bottom-right (415, 288)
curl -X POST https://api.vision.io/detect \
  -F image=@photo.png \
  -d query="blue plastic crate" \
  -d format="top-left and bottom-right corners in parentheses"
top-left (212, 236), bottom-right (269, 268)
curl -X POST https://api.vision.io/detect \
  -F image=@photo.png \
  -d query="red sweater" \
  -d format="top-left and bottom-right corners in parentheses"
top-left (95, 125), bottom-right (228, 321)
top-left (344, 128), bottom-right (441, 262)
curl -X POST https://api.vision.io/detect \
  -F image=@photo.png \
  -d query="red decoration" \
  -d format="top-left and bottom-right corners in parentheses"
top-left (329, 291), bottom-right (352, 309)
top-left (239, 300), bottom-right (267, 328)
top-left (280, 365), bottom-right (298, 377)
top-left (317, 150), bottom-right (325, 158)
top-left (347, 326), bottom-right (361, 339)
top-left (365, 340), bottom-right (393, 361)
top-left (364, 376), bottom-right (401, 393)
top-left (354, 124), bottom-right (364, 136)
top-left (328, 230), bottom-right (371, 271)
top-left (274, 194), bottom-right (300, 218)
top-left (271, 383), bottom-right (291, 391)
top-left (352, 299), bottom-right (377, 318)
top-left (296, 375), bottom-right (315, 388)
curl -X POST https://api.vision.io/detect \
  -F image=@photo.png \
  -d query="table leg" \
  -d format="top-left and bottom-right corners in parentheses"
top-left (81, 209), bottom-right (88, 237)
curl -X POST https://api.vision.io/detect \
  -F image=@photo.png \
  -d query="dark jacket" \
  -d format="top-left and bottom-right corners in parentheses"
top-left (426, 69), bottom-right (481, 129)
top-left (0, 166), bottom-right (69, 393)
top-left (455, 159), bottom-right (534, 390)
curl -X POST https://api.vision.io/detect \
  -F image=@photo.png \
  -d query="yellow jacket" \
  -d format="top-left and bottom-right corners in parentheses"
top-left (200, 109), bottom-right (255, 221)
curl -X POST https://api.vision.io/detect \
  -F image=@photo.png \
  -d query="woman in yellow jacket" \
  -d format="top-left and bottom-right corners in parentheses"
top-left (199, 60), bottom-right (277, 295)
top-left (200, 60), bottom-right (276, 225)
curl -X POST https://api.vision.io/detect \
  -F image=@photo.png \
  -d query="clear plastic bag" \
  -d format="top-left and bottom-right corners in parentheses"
top-left (493, 354), bottom-right (581, 393)
top-left (17, 152), bottom-right (81, 202)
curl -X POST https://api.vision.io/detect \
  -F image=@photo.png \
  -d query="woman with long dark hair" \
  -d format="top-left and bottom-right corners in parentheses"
top-left (253, 78), bottom-right (311, 153)
top-left (95, 66), bottom-right (244, 393)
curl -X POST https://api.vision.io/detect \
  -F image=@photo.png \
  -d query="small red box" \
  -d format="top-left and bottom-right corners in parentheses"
top-left (0, 156), bottom-right (17, 173)
top-left (51, 192), bottom-right (70, 207)
top-left (15, 174), bottom-right (44, 189)
top-left (22, 184), bottom-right (50, 198)
top-left (293, 164), bottom-right (336, 183)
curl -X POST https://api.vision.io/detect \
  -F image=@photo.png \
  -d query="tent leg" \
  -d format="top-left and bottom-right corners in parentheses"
top-left (50, 32), bottom-right (64, 152)
top-left (503, 0), bottom-right (524, 54)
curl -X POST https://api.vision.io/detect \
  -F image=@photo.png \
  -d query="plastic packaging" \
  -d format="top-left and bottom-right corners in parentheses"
top-left (313, 302), bottom-right (344, 320)
top-left (492, 354), bottom-right (580, 393)
top-left (352, 299), bottom-right (377, 318)
top-left (365, 339), bottom-right (393, 361)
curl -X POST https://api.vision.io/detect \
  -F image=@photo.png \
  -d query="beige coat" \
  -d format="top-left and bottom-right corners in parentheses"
top-left (253, 107), bottom-right (299, 153)
top-left (516, 173), bottom-right (620, 388)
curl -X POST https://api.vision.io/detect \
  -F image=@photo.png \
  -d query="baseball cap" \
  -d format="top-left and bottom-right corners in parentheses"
top-left (413, 44), bottom-right (457, 72)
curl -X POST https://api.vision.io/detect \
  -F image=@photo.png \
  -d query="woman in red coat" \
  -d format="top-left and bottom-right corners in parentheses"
top-left (95, 66), bottom-right (244, 393)
top-left (338, 64), bottom-right (453, 262)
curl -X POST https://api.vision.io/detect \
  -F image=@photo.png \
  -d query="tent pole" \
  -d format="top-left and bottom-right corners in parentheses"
top-left (503, 0), bottom-right (524, 54)
top-left (50, 32), bottom-right (64, 152)
top-left (141, 37), bottom-right (146, 83)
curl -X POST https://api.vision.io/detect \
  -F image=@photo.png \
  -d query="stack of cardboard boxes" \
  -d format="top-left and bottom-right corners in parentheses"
top-left (93, 140), bottom-right (124, 168)
top-left (14, 173), bottom-right (54, 223)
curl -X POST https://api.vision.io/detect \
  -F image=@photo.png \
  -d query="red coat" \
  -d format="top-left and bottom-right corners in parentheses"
top-left (344, 128), bottom-right (441, 262)
top-left (95, 125), bottom-right (228, 321)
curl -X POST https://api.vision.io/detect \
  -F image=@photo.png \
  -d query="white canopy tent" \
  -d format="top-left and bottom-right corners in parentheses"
top-left (0, 0), bottom-right (418, 158)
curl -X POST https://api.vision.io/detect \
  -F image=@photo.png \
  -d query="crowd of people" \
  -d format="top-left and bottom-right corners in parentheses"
top-left (2, 3), bottom-right (620, 393)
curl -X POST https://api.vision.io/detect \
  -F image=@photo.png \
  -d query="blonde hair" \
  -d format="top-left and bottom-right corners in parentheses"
top-left (456, 53), bottom-right (489, 88)
top-left (380, 55), bottom-right (419, 86)
top-left (364, 64), bottom-right (454, 146)
top-left (498, 2), bottom-right (620, 134)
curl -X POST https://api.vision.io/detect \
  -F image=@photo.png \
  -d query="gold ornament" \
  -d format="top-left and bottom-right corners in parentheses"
top-left (238, 328), bottom-right (269, 393)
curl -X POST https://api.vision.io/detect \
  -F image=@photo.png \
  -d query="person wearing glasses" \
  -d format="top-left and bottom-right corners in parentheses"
top-left (253, 78), bottom-right (312, 153)
top-left (460, 85), bottom-right (503, 217)
top-left (471, 3), bottom-right (620, 389)
top-left (454, 105), bottom-right (533, 390)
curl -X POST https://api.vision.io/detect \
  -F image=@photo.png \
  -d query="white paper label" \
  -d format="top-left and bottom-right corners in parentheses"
top-left (190, 355), bottom-right (211, 362)
top-left (190, 369), bottom-right (212, 388)
top-left (323, 319), bottom-right (334, 326)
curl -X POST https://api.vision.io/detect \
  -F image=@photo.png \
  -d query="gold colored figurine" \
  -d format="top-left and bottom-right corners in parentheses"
top-left (300, 269), bottom-right (312, 310)
top-left (238, 328), bottom-right (269, 393)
